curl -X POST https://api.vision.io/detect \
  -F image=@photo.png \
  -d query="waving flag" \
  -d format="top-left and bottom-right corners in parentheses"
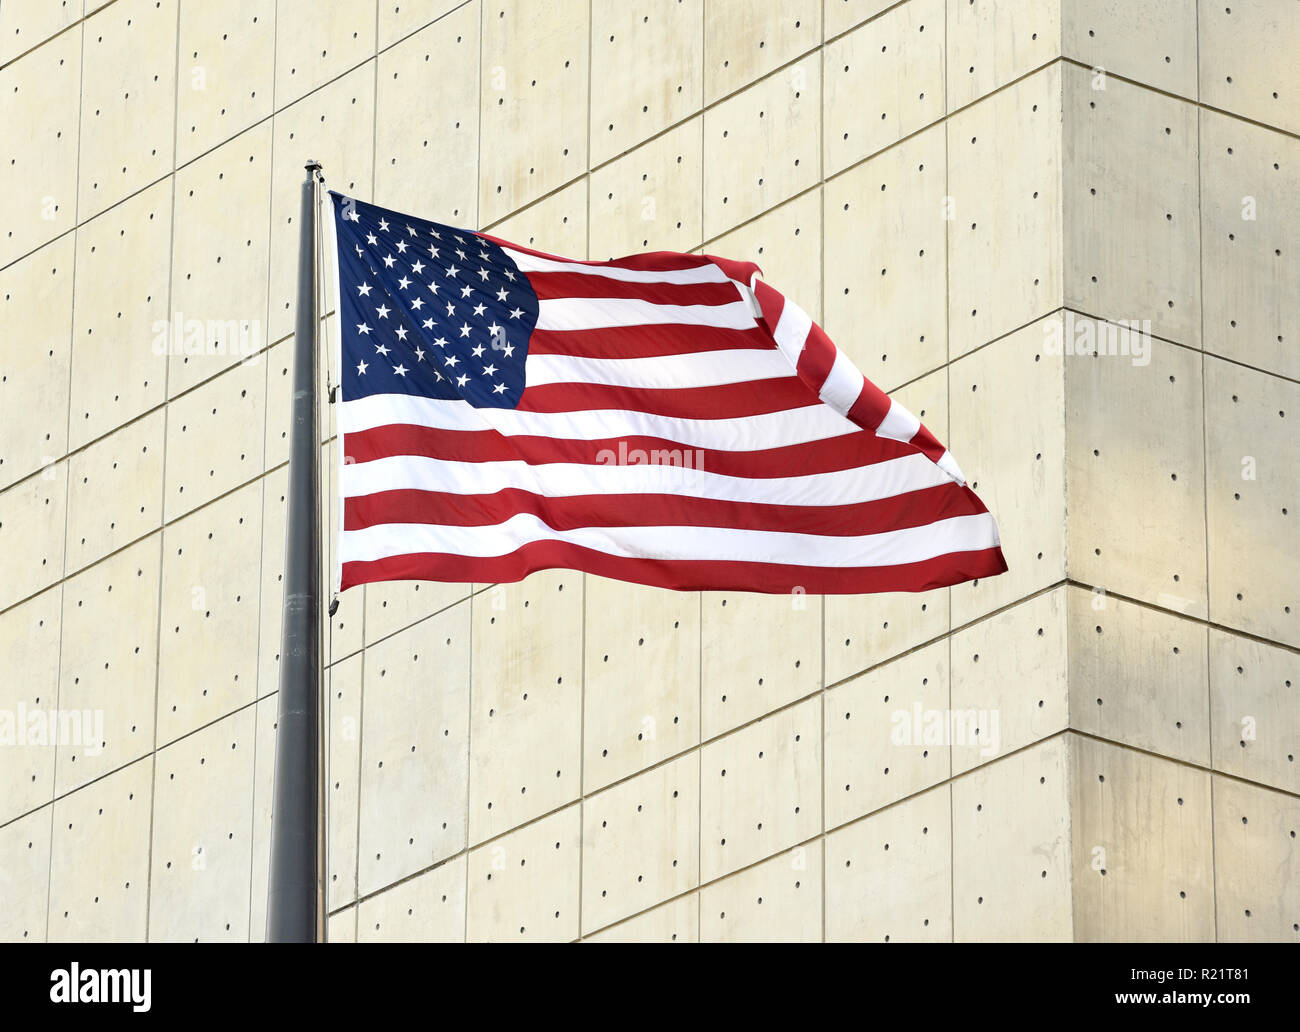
top-left (328, 192), bottom-right (1006, 594)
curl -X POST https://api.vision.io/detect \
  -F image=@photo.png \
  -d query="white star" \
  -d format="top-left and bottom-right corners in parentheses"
top-left (472, 303), bottom-right (486, 317)
top-left (493, 382), bottom-right (508, 394)
top-left (397, 276), bottom-right (411, 290)
top-left (471, 343), bottom-right (485, 358)
top-left (434, 370), bottom-right (444, 382)
top-left (382, 254), bottom-right (396, 268)
top-left (393, 363), bottom-right (408, 376)
top-left (453, 234), bottom-right (465, 244)
top-left (354, 244), bottom-right (364, 257)
top-left (348, 208), bottom-right (360, 222)
top-left (496, 288), bottom-right (508, 301)
top-left (427, 280), bottom-right (440, 296)
top-left (455, 248), bottom-right (467, 260)
top-left (459, 284), bottom-right (473, 298)
top-left (356, 359), bottom-right (369, 374)
top-left (459, 323), bottom-right (472, 338)
top-left (366, 233), bottom-right (378, 246)
top-left (477, 267), bottom-right (489, 281)
top-left (433, 336), bottom-right (448, 349)
top-left (509, 307), bottom-right (524, 319)
top-left (478, 249), bottom-right (491, 261)
top-left (375, 342), bottom-right (391, 356)
top-left (378, 218), bottom-right (390, 232)
top-left (395, 326), bottom-right (408, 341)
top-left (357, 282), bottom-right (372, 296)
top-left (410, 297), bottom-right (425, 311)
top-left (430, 228), bottom-right (441, 240)
top-left (422, 318), bottom-right (434, 330)
top-left (414, 347), bottom-right (426, 362)
top-left (407, 225), bottom-right (417, 237)
top-left (482, 363), bottom-right (497, 377)
top-left (444, 354), bottom-right (459, 368)
top-left (444, 302), bottom-right (455, 316)
top-left (375, 304), bottom-right (390, 319)
top-left (456, 374), bottom-right (470, 388)
top-left (428, 244), bottom-right (440, 259)
top-left (356, 322), bottom-right (372, 335)
top-left (395, 240), bottom-right (408, 254)
top-left (502, 342), bottom-right (515, 357)
top-left (487, 322), bottom-right (501, 336)
top-left (503, 269), bottom-right (516, 282)
top-left (446, 264), bottom-right (459, 278)
top-left (411, 260), bottom-right (425, 275)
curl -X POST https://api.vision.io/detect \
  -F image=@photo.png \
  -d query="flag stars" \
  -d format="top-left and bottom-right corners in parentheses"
top-left (356, 359), bottom-right (369, 374)
top-left (492, 382), bottom-right (507, 394)
top-left (509, 307), bottom-right (524, 319)
top-left (482, 363), bottom-right (497, 377)
top-left (356, 322), bottom-right (372, 335)
top-left (382, 254), bottom-right (396, 268)
top-left (395, 240), bottom-right (408, 254)
top-left (471, 343), bottom-right (485, 358)
top-left (472, 303), bottom-right (486, 317)
top-left (496, 288), bottom-right (508, 301)
top-left (410, 297), bottom-right (425, 311)
top-left (357, 282), bottom-right (372, 296)
top-left (411, 260), bottom-right (425, 275)
top-left (375, 304), bottom-right (390, 319)
top-left (422, 318), bottom-right (435, 330)
top-left (456, 374), bottom-right (470, 388)
top-left (366, 233), bottom-right (378, 246)
top-left (446, 264), bottom-right (459, 278)
top-left (375, 342), bottom-right (391, 356)
top-left (378, 218), bottom-right (390, 232)
top-left (477, 267), bottom-right (490, 282)
top-left (428, 244), bottom-right (441, 259)
top-left (459, 284), bottom-right (474, 298)
top-left (414, 346), bottom-right (426, 362)
top-left (395, 326), bottom-right (408, 341)
top-left (393, 363), bottom-right (408, 377)
top-left (459, 323), bottom-right (472, 338)
top-left (397, 276), bottom-right (411, 290)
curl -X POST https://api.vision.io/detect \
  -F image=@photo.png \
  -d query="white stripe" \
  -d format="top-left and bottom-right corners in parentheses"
top-left (937, 450), bottom-right (966, 486)
top-left (525, 348), bottom-right (790, 390)
top-left (339, 393), bottom-right (858, 451)
top-left (770, 295), bottom-right (812, 367)
top-left (877, 398), bottom-right (921, 444)
top-left (504, 248), bottom-right (730, 285)
top-left (342, 451), bottom-right (951, 507)
top-left (820, 350), bottom-right (864, 414)
top-left (340, 511), bottom-right (1001, 568)
top-left (536, 296), bottom-right (755, 332)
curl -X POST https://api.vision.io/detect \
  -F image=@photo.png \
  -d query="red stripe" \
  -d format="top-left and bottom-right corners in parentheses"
top-left (341, 542), bottom-right (1009, 594)
top-left (847, 377), bottom-right (891, 432)
top-left (343, 423), bottom-right (912, 477)
top-left (343, 481), bottom-right (988, 536)
top-left (796, 322), bottom-right (836, 393)
top-left (516, 377), bottom-right (819, 418)
top-left (526, 272), bottom-right (741, 305)
top-left (527, 324), bottom-right (775, 359)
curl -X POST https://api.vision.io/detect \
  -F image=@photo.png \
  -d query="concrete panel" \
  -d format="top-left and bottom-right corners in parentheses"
top-left (589, 117), bottom-right (703, 259)
top-left (364, 577), bottom-right (470, 646)
top-left (825, 783), bottom-right (952, 941)
top-left (581, 753), bottom-right (699, 932)
top-left (148, 707), bottom-right (256, 941)
top-left (945, 0), bottom-right (1060, 111)
top-left (168, 122), bottom-right (272, 394)
top-left (68, 179), bottom-right (172, 450)
top-left (65, 410), bottom-right (165, 575)
top-left (700, 590), bottom-right (820, 739)
top-left (0, 587), bottom-right (61, 825)
top-left (488, 177), bottom-right (589, 256)
top-left (0, 461), bottom-right (68, 611)
top-left (0, 236), bottom-right (74, 489)
top-left (825, 373), bottom-right (949, 682)
top-left (1212, 775), bottom-right (1300, 942)
top-left (1062, 0), bottom-right (1198, 100)
top-left (590, 0), bottom-right (704, 165)
top-left (478, 0), bottom-right (589, 225)
top-left (582, 577), bottom-right (699, 792)
top-left (246, 693), bottom-right (277, 939)
top-left (699, 841), bottom-right (822, 942)
top-left (948, 316), bottom-right (1066, 625)
top-left (709, 189), bottom-right (821, 321)
top-left (703, 54), bottom-right (820, 239)
top-left (268, 65), bottom-right (376, 344)
top-left (325, 653), bottom-right (363, 910)
top-left (77, 0), bottom-right (178, 220)
top-left (0, 806), bottom-right (52, 942)
top-left (465, 803), bottom-right (581, 942)
top-left (1069, 586), bottom-right (1210, 765)
top-left (357, 854), bottom-right (466, 942)
top-left (951, 587), bottom-right (1069, 773)
top-left (952, 736), bottom-right (1073, 941)
top-left (468, 572), bottom-right (583, 842)
top-left (1199, 0), bottom-right (1300, 136)
top-left (1066, 330), bottom-right (1206, 615)
top-left (1069, 735), bottom-right (1214, 941)
top-left (274, 0), bottom-right (377, 109)
top-left (175, 0), bottom-right (276, 166)
top-left (947, 65), bottom-right (1063, 358)
top-left (1209, 629), bottom-right (1298, 795)
top-left (824, 641), bottom-right (949, 828)
top-left (1204, 356), bottom-right (1298, 646)
top-left (358, 602), bottom-right (470, 895)
top-left (162, 356), bottom-right (266, 522)
top-left (157, 481), bottom-right (262, 745)
top-left (54, 535), bottom-right (160, 795)
top-left (379, 0), bottom-right (464, 50)
top-left (1063, 67), bottom-right (1201, 348)
top-left (700, 697), bottom-right (821, 881)
top-left (825, 133), bottom-right (947, 391)
top-left (1199, 109), bottom-right (1300, 379)
top-left (823, 0), bottom-right (944, 176)
top-left (0, 27), bottom-right (80, 266)
top-left (825, 1), bottom-right (897, 39)
top-left (47, 757), bottom-right (153, 942)
top-left (704, 0), bottom-right (821, 103)
top-left (375, 6), bottom-right (480, 228)
top-left (0, 0), bottom-right (80, 65)
top-left (328, 907), bottom-right (357, 942)
top-left (585, 895), bottom-right (698, 942)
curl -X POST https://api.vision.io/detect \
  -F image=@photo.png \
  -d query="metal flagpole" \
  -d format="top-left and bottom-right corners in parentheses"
top-left (267, 159), bottom-right (325, 943)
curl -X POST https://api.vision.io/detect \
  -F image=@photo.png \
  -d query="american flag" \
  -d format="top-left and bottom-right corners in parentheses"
top-left (328, 192), bottom-right (1006, 594)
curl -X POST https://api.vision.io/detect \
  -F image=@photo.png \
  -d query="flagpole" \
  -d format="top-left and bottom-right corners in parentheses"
top-left (267, 159), bottom-right (325, 943)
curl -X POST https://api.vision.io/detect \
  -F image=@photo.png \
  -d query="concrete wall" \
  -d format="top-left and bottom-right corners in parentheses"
top-left (0, 0), bottom-right (1295, 942)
